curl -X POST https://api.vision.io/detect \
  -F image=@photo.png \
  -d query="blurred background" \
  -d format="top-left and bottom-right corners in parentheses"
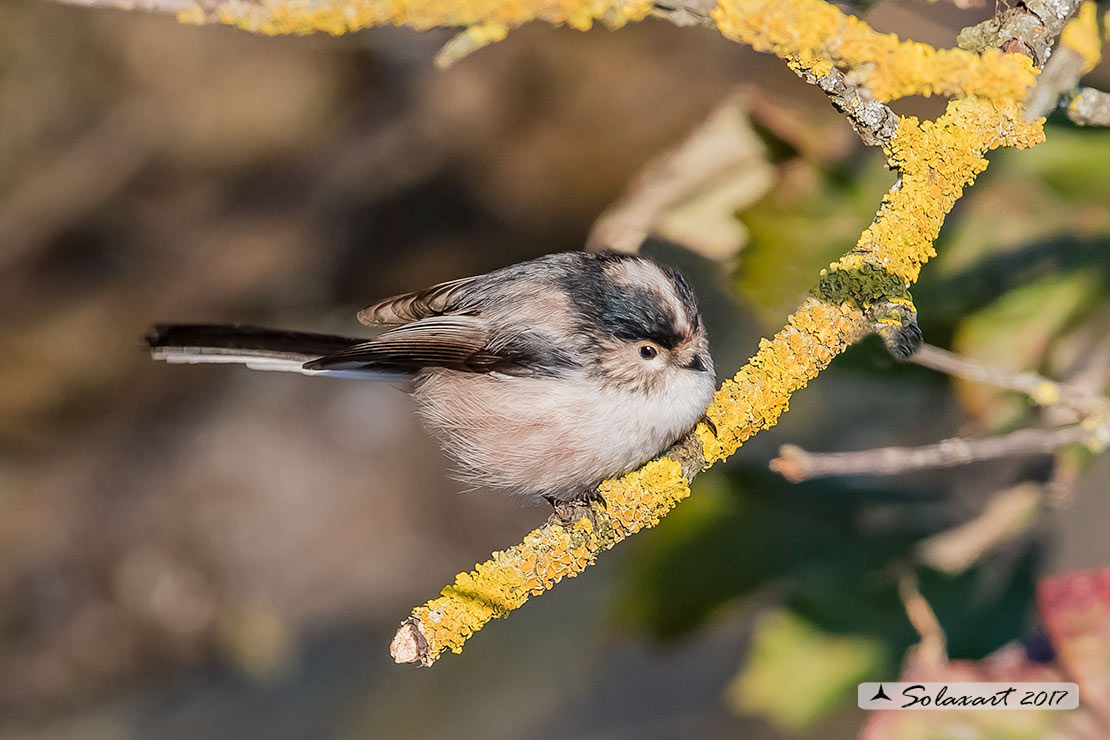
top-left (1, 0), bottom-right (1109, 737)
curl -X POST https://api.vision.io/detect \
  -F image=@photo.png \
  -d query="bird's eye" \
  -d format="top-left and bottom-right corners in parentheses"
top-left (639, 344), bottom-right (658, 360)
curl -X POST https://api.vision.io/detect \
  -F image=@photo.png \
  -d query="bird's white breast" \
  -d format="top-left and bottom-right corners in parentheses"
top-left (411, 367), bottom-right (714, 500)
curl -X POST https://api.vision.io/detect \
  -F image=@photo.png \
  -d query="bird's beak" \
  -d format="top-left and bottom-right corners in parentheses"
top-left (682, 353), bottom-right (709, 372)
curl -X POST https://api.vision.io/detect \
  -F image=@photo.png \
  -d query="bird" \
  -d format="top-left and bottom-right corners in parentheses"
top-left (146, 250), bottom-right (716, 504)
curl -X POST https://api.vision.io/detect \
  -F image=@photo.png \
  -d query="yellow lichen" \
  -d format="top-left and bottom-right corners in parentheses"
top-left (700, 299), bottom-right (863, 464)
top-left (408, 458), bottom-right (688, 659)
top-left (184, 0), bottom-right (653, 47)
top-left (834, 98), bottom-right (1043, 289)
top-left (712, 0), bottom-right (1036, 104)
top-left (1059, 1), bottom-right (1103, 74)
top-left (1031, 381), bottom-right (1062, 407)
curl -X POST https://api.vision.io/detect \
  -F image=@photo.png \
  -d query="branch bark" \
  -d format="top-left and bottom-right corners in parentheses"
top-left (770, 425), bottom-right (1094, 482)
top-left (915, 483), bottom-right (1043, 575)
top-left (958, 0), bottom-right (1088, 66)
top-left (1023, 1), bottom-right (1104, 121)
top-left (1066, 87), bottom-right (1110, 126)
top-left (793, 66), bottom-right (899, 147)
top-left (909, 343), bottom-right (1108, 417)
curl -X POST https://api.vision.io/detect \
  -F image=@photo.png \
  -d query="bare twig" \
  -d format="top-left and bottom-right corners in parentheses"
top-left (793, 67), bottom-right (900, 147)
top-left (898, 568), bottom-right (948, 668)
top-left (1024, 47), bottom-right (1093, 120)
top-left (770, 425), bottom-right (1093, 482)
top-left (1066, 87), bottom-right (1110, 125)
top-left (45, 0), bottom-right (195, 10)
top-left (648, 0), bottom-right (717, 26)
top-left (915, 483), bottom-right (1043, 574)
top-left (958, 0), bottom-right (1086, 66)
top-left (909, 343), bottom-right (1107, 416)
top-left (1022, 1), bottom-right (1104, 122)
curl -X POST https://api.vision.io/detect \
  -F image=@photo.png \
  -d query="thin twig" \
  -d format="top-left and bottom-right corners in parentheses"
top-left (770, 425), bottom-right (1093, 482)
top-left (898, 568), bottom-right (948, 668)
top-left (1022, 1), bottom-right (1103, 122)
top-left (45, 0), bottom-right (195, 10)
top-left (648, 0), bottom-right (717, 26)
top-left (1066, 87), bottom-right (1110, 126)
top-left (1024, 49), bottom-right (1085, 120)
top-left (915, 483), bottom-right (1043, 574)
top-left (793, 67), bottom-right (900, 147)
top-left (909, 343), bottom-right (1107, 416)
top-left (958, 0), bottom-right (1086, 67)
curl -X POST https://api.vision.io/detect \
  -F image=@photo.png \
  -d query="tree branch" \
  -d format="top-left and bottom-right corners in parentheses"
top-left (793, 66), bottom-right (899, 147)
top-left (1066, 86), bottom-right (1110, 126)
top-left (770, 425), bottom-right (1094, 482)
top-left (909, 343), bottom-right (1108, 416)
top-left (898, 568), bottom-right (948, 667)
top-left (1023, 1), bottom-right (1104, 121)
top-left (392, 297), bottom-right (872, 665)
top-left (958, 0), bottom-right (1089, 67)
top-left (915, 483), bottom-right (1043, 575)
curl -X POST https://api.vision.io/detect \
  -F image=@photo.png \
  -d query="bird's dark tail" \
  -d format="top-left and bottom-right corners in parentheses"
top-left (145, 324), bottom-right (367, 376)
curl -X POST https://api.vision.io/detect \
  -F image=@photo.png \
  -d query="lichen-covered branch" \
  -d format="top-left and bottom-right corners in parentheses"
top-left (390, 0), bottom-right (1069, 665)
top-left (715, 0), bottom-right (1041, 104)
top-left (1023, 1), bottom-right (1105, 121)
top-left (958, 0), bottom-right (1090, 66)
top-left (391, 457), bottom-right (696, 665)
top-left (1066, 86), bottom-right (1110, 125)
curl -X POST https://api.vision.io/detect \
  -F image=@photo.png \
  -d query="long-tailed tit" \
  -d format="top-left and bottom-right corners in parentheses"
top-left (147, 251), bottom-right (716, 503)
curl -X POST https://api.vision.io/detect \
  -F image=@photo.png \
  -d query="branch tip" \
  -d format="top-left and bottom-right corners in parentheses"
top-left (391, 618), bottom-right (432, 666)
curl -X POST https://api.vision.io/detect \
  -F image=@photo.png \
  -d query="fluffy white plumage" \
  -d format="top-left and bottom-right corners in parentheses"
top-left (147, 251), bottom-right (716, 503)
top-left (413, 362), bottom-right (715, 498)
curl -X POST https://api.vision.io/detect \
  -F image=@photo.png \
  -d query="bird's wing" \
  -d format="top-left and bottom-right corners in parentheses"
top-left (356, 276), bottom-right (479, 326)
top-left (305, 315), bottom-right (515, 373)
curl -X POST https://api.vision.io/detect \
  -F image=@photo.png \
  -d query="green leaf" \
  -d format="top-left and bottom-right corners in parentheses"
top-left (725, 609), bottom-right (886, 731)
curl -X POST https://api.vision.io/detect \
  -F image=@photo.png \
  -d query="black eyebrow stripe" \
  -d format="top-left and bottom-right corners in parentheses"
top-left (647, 331), bottom-right (683, 349)
top-left (610, 322), bottom-right (683, 350)
top-left (561, 253), bottom-right (693, 349)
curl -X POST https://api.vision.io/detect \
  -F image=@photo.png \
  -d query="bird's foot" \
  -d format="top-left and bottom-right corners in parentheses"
top-left (544, 488), bottom-right (606, 524)
top-left (869, 296), bottom-right (923, 360)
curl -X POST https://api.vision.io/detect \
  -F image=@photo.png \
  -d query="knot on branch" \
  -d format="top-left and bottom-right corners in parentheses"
top-left (813, 264), bottom-right (921, 358)
top-left (958, 0), bottom-right (1083, 66)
